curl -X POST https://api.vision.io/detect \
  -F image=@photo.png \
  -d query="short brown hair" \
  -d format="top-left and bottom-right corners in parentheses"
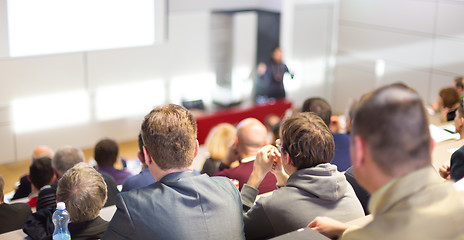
top-left (280, 112), bottom-right (334, 170)
top-left (57, 163), bottom-right (107, 222)
top-left (94, 138), bottom-right (119, 167)
top-left (352, 84), bottom-right (431, 175)
top-left (439, 87), bottom-right (459, 109)
top-left (141, 104), bottom-right (197, 170)
top-left (302, 97), bottom-right (332, 127)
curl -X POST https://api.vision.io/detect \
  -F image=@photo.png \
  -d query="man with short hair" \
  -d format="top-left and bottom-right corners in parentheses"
top-left (215, 118), bottom-right (277, 194)
top-left (24, 163), bottom-right (109, 239)
top-left (302, 97), bottom-right (351, 171)
top-left (36, 146), bottom-right (119, 210)
top-left (56, 163), bottom-right (109, 239)
top-left (309, 84), bottom-right (464, 239)
top-left (12, 146), bottom-right (54, 200)
top-left (0, 175), bottom-right (32, 234)
top-left (27, 157), bottom-right (55, 208)
top-left (103, 104), bottom-right (244, 239)
top-left (241, 113), bottom-right (364, 239)
top-left (95, 138), bottom-right (132, 185)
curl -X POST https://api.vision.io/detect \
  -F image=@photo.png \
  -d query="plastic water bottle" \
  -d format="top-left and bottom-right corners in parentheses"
top-left (52, 202), bottom-right (71, 240)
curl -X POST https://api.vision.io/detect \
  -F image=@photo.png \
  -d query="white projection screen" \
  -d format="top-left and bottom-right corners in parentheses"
top-left (6, 0), bottom-right (161, 57)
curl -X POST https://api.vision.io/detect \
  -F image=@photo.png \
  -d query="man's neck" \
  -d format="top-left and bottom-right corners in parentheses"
top-left (151, 167), bottom-right (192, 181)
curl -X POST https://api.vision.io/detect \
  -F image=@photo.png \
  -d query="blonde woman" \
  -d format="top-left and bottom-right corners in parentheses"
top-left (201, 123), bottom-right (236, 176)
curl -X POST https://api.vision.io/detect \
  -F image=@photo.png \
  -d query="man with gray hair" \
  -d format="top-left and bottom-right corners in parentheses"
top-left (36, 146), bottom-right (119, 210)
top-left (309, 84), bottom-right (464, 239)
top-left (35, 146), bottom-right (85, 210)
top-left (56, 163), bottom-right (108, 239)
top-left (24, 163), bottom-right (109, 239)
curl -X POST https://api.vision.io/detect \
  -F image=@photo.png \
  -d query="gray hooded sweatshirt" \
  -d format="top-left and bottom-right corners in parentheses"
top-left (242, 163), bottom-right (364, 239)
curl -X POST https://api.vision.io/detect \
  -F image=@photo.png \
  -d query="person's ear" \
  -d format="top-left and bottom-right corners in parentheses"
top-left (283, 152), bottom-right (292, 166)
top-left (143, 146), bottom-right (153, 166)
top-left (194, 140), bottom-right (199, 158)
top-left (352, 136), bottom-right (366, 168)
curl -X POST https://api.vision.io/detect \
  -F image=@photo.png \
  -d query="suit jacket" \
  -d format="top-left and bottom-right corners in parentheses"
top-left (12, 174), bottom-right (31, 200)
top-left (342, 166), bottom-right (464, 240)
top-left (450, 144), bottom-right (464, 181)
top-left (0, 202), bottom-right (32, 234)
top-left (332, 133), bottom-right (352, 172)
top-left (215, 158), bottom-right (277, 194)
top-left (103, 171), bottom-right (245, 240)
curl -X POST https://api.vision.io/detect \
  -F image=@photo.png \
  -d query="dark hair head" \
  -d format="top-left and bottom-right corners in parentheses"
top-left (454, 76), bottom-right (464, 90)
top-left (280, 112), bottom-right (334, 170)
top-left (301, 97), bottom-right (332, 127)
top-left (439, 87), bottom-right (460, 109)
top-left (137, 132), bottom-right (144, 162)
top-left (29, 157), bottom-right (54, 190)
top-left (352, 84), bottom-right (431, 175)
top-left (94, 138), bottom-right (119, 167)
top-left (141, 104), bottom-right (197, 170)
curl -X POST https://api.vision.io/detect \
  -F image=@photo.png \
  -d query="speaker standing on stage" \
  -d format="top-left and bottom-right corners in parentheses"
top-left (255, 47), bottom-right (294, 102)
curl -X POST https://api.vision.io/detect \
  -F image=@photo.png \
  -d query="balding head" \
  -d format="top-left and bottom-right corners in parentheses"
top-left (236, 118), bottom-right (267, 157)
top-left (352, 84), bottom-right (430, 176)
top-left (32, 146), bottom-right (54, 160)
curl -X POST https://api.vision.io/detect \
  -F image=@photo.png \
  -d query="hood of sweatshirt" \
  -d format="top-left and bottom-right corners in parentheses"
top-left (285, 163), bottom-right (347, 201)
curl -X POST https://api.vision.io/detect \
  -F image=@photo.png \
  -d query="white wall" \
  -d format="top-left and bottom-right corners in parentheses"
top-left (0, 11), bottom-right (214, 163)
top-left (281, 0), bottom-right (338, 109)
top-left (332, 0), bottom-right (464, 113)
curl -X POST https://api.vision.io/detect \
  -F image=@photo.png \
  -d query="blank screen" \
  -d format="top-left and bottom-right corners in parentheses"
top-left (7, 0), bottom-right (155, 57)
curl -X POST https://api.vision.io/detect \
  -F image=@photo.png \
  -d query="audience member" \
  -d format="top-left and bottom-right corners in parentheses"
top-left (241, 112), bottom-right (363, 239)
top-left (200, 123), bottom-right (237, 176)
top-left (36, 146), bottom-right (119, 210)
top-left (309, 84), bottom-right (464, 239)
top-left (103, 104), bottom-right (244, 239)
top-left (24, 163), bottom-right (109, 240)
top-left (95, 138), bottom-right (132, 185)
top-left (264, 114), bottom-right (281, 143)
top-left (215, 118), bottom-right (277, 194)
top-left (27, 157), bottom-right (55, 208)
top-left (121, 132), bottom-right (156, 192)
top-left (454, 76), bottom-right (464, 98)
top-left (439, 101), bottom-right (464, 181)
top-left (432, 87), bottom-right (460, 122)
top-left (302, 97), bottom-right (351, 171)
top-left (12, 146), bottom-right (54, 200)
top-left (0, 175), bottom-right (32, 234)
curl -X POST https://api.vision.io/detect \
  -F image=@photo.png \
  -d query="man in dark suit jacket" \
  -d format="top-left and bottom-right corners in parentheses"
top-left (302, 97), bottom-right (352, 171)
top-left (103, 104), bottom-right (244, 240)
top-left (0, 175), bottom-right (32, 234)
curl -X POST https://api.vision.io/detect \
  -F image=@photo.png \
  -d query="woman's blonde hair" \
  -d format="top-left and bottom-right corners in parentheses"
top-left (206, 123), bottom-right (236, 161)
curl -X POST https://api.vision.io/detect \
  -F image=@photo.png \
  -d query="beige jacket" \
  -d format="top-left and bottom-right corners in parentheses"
top-left (342, 166), bottom-right (464, 240)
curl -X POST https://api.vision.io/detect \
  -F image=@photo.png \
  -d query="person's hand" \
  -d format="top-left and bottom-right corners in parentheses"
top-left (308, 216), bottom-right (348, 239)
top-left (257, 63), bottom-right (267, 75)
top-left (439, 164), bottom-right (451, 180)
top-left (271, 139), bottom-right (289, 186)
top-left (247, 145), bottom-right (278, 189)
top-left (222, 141), bottom-right (239, 167)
